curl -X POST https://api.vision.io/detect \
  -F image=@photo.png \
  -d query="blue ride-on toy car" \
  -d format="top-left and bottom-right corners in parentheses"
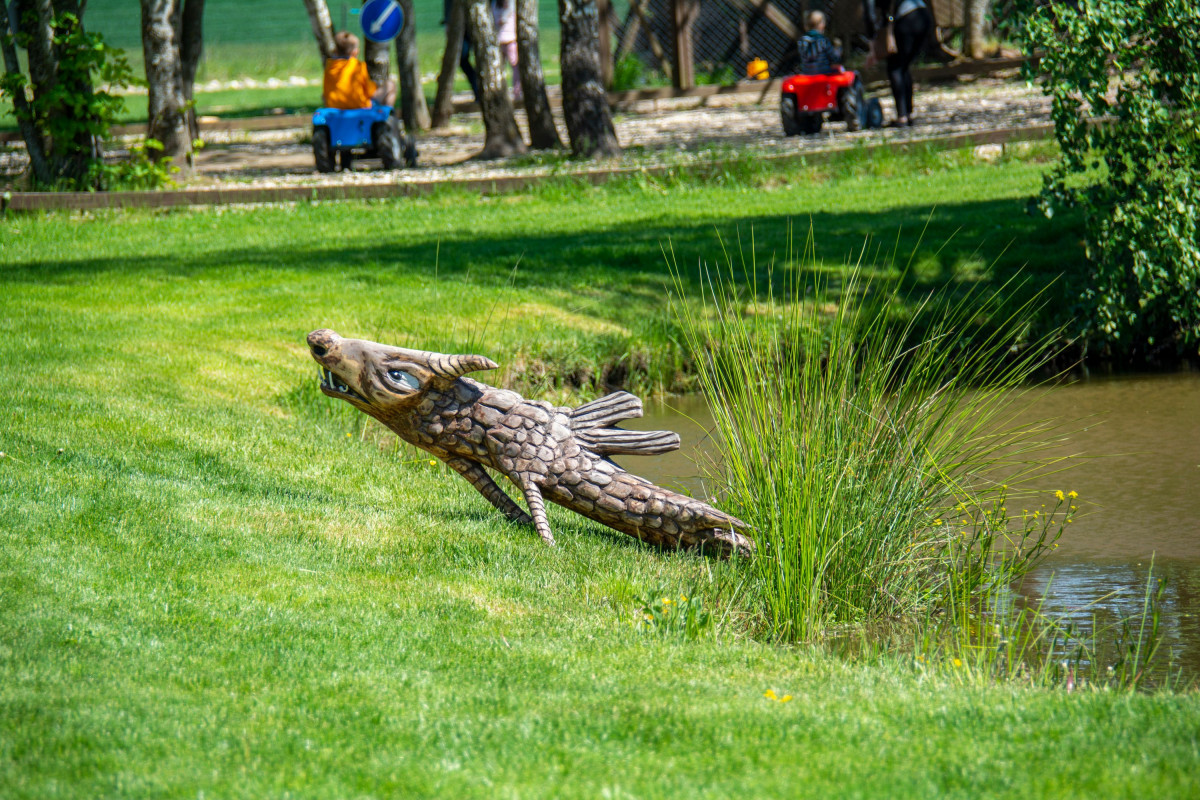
top-left (311, 105), bottom-right (417, 172)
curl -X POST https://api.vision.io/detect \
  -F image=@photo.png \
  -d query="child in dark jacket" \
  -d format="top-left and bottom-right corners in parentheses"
top-left (798, 10), bottom-right (842, 75)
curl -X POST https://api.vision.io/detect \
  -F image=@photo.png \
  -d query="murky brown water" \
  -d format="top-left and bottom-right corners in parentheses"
top-left (623, 373), bottom-right (1200, 673)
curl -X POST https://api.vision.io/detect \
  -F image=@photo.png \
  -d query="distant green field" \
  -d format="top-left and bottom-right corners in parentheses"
top-left (84, 1), bottom-right (566, 81)
top-left (85, 0), bottom-right (565, 57)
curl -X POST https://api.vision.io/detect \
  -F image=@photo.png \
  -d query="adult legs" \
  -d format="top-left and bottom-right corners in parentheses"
top-left (460, 35), bottom-right (482, 102)
top-left (886, 7), bottom-right (932, 122)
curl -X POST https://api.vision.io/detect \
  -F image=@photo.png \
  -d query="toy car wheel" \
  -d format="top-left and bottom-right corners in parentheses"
top-left (372, 121), bottom-right (403, 170)
top-left (312, 127), bottom-right (335, 173)
top-left (798, 113), bottom-right (824, 135)
top-left (863, 97), bottom-right (884, 130)
top-left (780, 95), bottom-right (801, 137)
top-left (840, 85), bottom-right (863, 132)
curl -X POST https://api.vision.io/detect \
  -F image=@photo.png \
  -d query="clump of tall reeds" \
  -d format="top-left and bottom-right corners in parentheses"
top-left (671, 231), bottom-right (1071, 643)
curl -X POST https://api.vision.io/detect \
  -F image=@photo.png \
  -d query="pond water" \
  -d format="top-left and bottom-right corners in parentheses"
top-left (623, 373), bottom-right (1200, 674)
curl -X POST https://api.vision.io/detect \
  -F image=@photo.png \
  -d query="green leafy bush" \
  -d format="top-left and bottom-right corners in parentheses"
top-left (0, 11), bottom-right (140, 188)
top-left (1018, 0), bottom-right (1200, 360)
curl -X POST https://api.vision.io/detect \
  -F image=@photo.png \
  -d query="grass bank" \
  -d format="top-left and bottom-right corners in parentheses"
top-left (2, 142), bottom-right (1082, 398)
top-left (5, 151), bottom-right (1196, 797)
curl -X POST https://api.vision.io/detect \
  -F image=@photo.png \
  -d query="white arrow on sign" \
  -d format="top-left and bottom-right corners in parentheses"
top-left (370, 0), bottom-right (400, 35)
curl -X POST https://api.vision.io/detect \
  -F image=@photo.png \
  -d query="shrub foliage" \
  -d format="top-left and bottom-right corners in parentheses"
top-left (1019, 0), bottom-right (1200, 360)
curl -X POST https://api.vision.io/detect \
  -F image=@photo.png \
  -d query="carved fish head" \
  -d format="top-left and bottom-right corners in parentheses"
top-left (306, 329), bottom-right (497, 419)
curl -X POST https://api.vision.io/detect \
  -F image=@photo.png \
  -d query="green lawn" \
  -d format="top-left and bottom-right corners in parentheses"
top-left (2, 155), bottom-right (1197, 798)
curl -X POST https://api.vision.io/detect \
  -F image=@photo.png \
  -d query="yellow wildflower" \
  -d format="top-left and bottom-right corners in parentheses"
top-left (429, 459), bottom-right (436, 466)
top-left (679, 595), bottom-right (687, 602)
top-left (953, 658), bottom-right (963, 667)
top-left (764, 689), bottom-right (778, 700)
top-left (781, 695), bottom-right (793, 703)
top-left (1068, 490), bottom-right (1078, 499)
top-left (346, 432), bottom-right (352, 438)
top-left (933, 519), bottom-right (943, 526)
top-left (1055, 490), bottom-right (1065, 501)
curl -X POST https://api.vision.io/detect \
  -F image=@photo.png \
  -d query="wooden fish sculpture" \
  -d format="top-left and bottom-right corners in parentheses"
top-left (307, 330), bottom-right (753, 556)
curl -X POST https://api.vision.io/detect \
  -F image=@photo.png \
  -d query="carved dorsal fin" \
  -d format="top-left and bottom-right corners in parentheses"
top-left (424, 352), bottom-right (498, 380)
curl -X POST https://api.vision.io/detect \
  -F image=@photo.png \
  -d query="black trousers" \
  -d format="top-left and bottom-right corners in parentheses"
top-left (460, 36), bottom-right (481, 102)
top-left (886, 7), bottom-right (932, 119)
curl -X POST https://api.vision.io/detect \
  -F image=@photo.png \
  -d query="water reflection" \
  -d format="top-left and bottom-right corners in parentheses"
top-left (624, 372), bottom-right (1200, 673)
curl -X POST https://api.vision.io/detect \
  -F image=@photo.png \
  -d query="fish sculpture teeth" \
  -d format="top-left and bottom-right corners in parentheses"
top-left (306, 329), bottom-right (753, 557)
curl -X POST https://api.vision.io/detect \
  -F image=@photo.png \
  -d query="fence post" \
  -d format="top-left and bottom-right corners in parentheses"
top-left (597, 0), bottom-right (614, 89)
top-left (671, 0), bottom-right (696, 90)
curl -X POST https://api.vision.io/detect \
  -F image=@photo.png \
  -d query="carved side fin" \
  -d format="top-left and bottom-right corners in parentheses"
top-left (575, 428), bottom-right (680, 456)
top-left (570, 392), bottom-right (643, 430)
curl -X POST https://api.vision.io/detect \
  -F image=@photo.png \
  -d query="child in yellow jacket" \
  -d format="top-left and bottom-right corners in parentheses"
top-left (323, 31), bottom-right (396, 108)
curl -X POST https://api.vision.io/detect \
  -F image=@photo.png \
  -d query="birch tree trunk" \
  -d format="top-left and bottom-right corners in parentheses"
top-left (302, 0), bottom-right (336, 60)
top-left (558, 0), bottom-right (619, 157)
top-left (364, 36), bottom-right (390, 87)
top-left (431, 0), bottom-right (467, 128)
top-left (465, 0), bottom-right (525, 158)
top-left (395, 0), bottom-right (430, 131)
top-left (141, 0), bottom-right (192, 172)
top-left (516, 0), bottom-right (561, 149)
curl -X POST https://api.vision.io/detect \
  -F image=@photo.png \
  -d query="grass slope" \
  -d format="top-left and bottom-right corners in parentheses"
top-left (2, 157), bottom-right (1197, 798)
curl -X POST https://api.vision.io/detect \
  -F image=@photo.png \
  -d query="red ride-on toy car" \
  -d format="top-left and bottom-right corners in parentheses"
top-left (780, 66), bottom-right (883, 136)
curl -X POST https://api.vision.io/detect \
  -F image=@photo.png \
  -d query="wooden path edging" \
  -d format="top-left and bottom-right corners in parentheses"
top-left (1, 124), bottom-right (1053, 213)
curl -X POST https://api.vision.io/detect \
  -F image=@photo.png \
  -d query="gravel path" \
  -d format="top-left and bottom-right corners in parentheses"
top-left (1, 78), bottom-right (1050, 191)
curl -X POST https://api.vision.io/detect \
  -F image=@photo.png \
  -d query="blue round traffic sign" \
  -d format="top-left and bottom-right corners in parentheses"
top-left (361, 0), bottom-right (404, 43)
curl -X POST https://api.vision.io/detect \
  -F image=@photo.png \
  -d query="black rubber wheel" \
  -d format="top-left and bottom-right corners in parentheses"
top-left (840, 83), bottom-right (863, 132)
top-left (798, 113), bottom-right (824, 135)
top-left (312, 126), bottom-right (335, 173)
top-left (403, 136), bottom-right (419, 168)
top-left (372, 121), bottom-right (402, 170)
top-left (339, 149), bottom-right (354, 171)
top-left (864, 97), bottom-right (884, 130)
top-left (780, 94), bottom-right (801, 137)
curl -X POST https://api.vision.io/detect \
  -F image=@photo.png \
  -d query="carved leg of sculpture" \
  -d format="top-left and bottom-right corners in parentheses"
top-left (443, 457), bottom-right (533, 524)
top-left (516, 478), bottom-right (556, 546)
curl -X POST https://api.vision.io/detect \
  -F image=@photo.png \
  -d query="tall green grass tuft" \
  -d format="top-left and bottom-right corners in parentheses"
top-left (671, 228), bottom-right (1070, 643)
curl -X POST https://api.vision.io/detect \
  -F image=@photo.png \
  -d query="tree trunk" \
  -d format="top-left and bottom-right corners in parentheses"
top-left (465, 0), bottom-right (525, 158)
top-left (364, 36), bottom-right (389, 87)
top-left (963, 0), bottom-right (989, 60)
top-left (179, 0), bottom-right (204, 140)
top-left (394, 0), bottom-right (430, 131)
top-left (558, 0), bottom-right (619, 157)
top-left (140, 0), bottom-right (191, 172)
top-left (516, 0), bottom-right (561, 149)
top-left (431, 0), bottom-right (467, 128)
top-left (21, 0), bottom-right (56, 95)
top-left (0, 0), bottom-right (52, 184)
top-left (302, 0), bottom-right (336, 61)
top-left (40, 0), bottom-right (100, 180)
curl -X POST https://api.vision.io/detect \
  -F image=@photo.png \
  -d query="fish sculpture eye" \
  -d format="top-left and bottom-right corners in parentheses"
top-left (387, 369), bottom-right (421, 390)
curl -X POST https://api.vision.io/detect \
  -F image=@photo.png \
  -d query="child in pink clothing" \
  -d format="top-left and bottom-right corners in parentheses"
top-left (491, 0), bottom-right (522, 101)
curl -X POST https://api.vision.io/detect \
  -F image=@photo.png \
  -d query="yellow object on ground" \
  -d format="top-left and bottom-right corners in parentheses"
top-left (747, 58), bottom-right (769, 80)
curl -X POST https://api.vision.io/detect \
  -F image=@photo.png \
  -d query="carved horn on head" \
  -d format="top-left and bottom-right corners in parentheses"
top-left (427, 352), bottom-right (499, 379)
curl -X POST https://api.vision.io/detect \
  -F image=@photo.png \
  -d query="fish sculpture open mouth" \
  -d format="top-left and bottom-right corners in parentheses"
top-left (306, 328), bottom-right (753, 557)
top-left (317, 366), bottom-right (364, 401)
